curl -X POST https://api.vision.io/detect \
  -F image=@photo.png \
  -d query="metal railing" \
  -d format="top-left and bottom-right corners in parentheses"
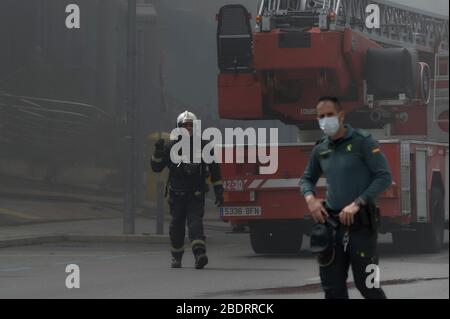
top-left (0, 91), bottom-right (114, 160)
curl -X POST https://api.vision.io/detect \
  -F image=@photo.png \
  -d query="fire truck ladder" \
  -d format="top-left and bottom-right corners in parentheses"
top-left (259, 0), bottom-right (449, 53)
top-left (332, 0), bottom-right (449, 53)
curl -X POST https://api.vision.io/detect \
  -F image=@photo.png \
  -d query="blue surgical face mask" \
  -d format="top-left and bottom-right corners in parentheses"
top-left (319, 116), bottom-right (340, 137)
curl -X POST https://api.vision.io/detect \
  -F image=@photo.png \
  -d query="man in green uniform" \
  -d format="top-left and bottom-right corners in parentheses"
top-left (300, 96), bottom-right (392, 299)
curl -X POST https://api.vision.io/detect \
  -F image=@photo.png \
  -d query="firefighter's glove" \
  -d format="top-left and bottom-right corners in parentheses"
top-left (214, 185), bottom-right (224, 207)
top-left (154, 138), bottom-right (165, 159)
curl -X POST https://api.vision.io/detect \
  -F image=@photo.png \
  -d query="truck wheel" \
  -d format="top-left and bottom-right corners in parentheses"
top-left (249, 221), bottom-right (303, 254)
top-left (270, 226), bottom-right (303, 254)
top-left (249, 222), bottom-right (272, 254)
top-left (418, 187), bottom-right (445, 253)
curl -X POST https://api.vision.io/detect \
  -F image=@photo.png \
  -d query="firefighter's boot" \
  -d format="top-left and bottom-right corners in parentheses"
top-left (192, 240), bottom-right (208, 269)
top-left (171, 247), bottom-right (184, 269)
top-left (171, 256), bottom-right (182, 268)
top-left (195, 253), bottom-right (208, 269)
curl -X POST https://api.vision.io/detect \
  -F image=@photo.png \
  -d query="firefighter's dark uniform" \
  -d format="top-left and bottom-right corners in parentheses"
top-left (300, 125), bottom-right (392, 299)
top-left (151, 138), bottom-right (223, 262)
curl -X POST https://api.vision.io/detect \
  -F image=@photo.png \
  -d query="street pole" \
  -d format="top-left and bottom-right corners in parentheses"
top-left (124, 0), bottom-right (137, 234)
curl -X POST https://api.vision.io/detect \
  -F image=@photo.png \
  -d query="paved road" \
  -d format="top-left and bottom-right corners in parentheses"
top-left (0, 190), bottom-right (448, 299)
top-left (0, 230), bottom-right (448, 299)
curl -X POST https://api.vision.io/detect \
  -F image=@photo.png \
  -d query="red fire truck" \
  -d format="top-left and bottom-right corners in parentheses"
top-left (216, 0), bottom-right (449, 253)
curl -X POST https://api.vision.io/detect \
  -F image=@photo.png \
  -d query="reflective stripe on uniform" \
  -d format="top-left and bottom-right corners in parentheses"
top-left (151, 156), bottom-right (163, 163)
top-left (213, 180), bottom-right (223, 186)
top-left (191, 239), bottom-right (205, 247)
top-left (171, 246), bottom-right (185, 253)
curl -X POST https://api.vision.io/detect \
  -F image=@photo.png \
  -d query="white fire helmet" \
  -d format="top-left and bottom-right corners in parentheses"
top-left (176, 111), bottom-right (198, 128)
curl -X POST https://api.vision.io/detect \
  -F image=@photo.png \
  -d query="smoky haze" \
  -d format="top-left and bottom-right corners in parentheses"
top-left (0, 0), bottom-right (447, 300)
top-left (0, 0), bottom-right (448, 235)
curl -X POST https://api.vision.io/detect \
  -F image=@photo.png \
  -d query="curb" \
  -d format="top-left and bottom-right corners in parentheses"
top-left (0, 233), bottom-right (172, 248)
top-left (65, 234), bottom-right (171, 244)
top-left (0, 190), bottom-right (122, 206)
top-left (0, 232), bottom-right (231, 248)
top-left (0, 234), bottom-right (66, 248)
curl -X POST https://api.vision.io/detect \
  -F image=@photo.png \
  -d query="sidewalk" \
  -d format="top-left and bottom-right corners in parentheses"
top-left (0, 216), bottom-right (231, 248)
top-left (0, 179), bottom-right (222, 222)
top-left (0, 185), bottom-right (123, 206)
top-left (0, 177), bottom-right (232, 248)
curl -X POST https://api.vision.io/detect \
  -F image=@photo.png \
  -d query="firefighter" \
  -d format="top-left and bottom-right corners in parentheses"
top-left (151, 111), bottom-right (224, 269)
top-left (300, 96), bottom-right (392, 299)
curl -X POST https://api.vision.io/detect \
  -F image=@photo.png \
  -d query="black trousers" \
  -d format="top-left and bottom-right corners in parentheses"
top-left (319, 226), bottom-right (387, 299)
top-left (168, 191), bottom-right (206, 258)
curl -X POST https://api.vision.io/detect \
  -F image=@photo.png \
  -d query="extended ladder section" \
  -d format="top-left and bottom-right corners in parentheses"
top-left (255, 0), bottom-right (449, 54)
top-left (337, 0), bottom-right (449, 53)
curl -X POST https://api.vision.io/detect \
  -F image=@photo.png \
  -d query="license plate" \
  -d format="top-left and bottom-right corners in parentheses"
top-left (220, 206), bottom-right (261, 217)
top-left (223, 179), bottom-right (244, 192)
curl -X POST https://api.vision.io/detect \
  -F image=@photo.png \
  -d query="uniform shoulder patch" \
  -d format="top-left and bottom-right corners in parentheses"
top-left (372, 148), bottom-right (381, 154)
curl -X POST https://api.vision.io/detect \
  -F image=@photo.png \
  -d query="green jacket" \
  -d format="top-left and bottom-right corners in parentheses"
top-left (300, 125), bottom-right (392, 211)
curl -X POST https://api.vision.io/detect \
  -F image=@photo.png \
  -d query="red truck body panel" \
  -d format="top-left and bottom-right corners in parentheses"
top-left (219, 141), bottom-right (448, 229)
